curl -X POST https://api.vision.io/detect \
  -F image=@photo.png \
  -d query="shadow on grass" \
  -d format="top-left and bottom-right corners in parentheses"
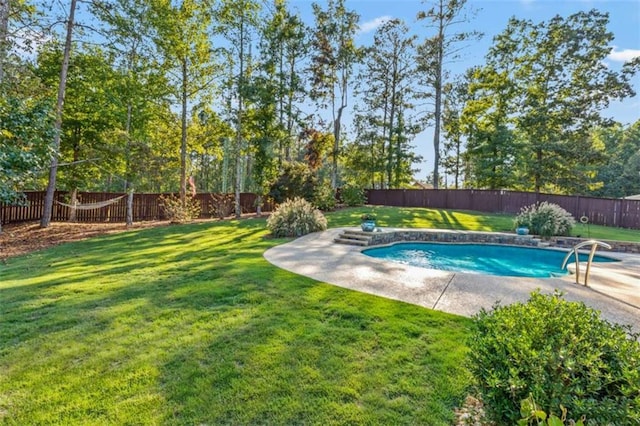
top-left (158, 280), bottom-right (472, 424)
top-left (0, 218), bottom-right (472, 424)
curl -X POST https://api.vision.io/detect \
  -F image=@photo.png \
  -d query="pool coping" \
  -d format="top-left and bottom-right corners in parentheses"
top-left (263, 227), bottom-right (640, 334)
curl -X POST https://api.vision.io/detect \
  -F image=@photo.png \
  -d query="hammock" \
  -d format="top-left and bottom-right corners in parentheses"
top-left (55, 194), bottom-right (127, 210)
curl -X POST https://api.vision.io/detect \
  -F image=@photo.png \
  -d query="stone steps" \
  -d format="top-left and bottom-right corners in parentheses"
top-left (334, 230), bottom-right (374, 246)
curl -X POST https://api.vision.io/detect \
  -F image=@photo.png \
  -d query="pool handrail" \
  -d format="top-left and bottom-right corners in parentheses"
top-left (561, 240), bottom-right (612, 286)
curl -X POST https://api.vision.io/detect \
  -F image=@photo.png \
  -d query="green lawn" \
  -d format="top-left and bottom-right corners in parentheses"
top-left (328, 206), bottom-right (640, 242)
top-left (1, 207), bottom-right (636, 425)
top-left (0, 215), bottom-right (471, 425)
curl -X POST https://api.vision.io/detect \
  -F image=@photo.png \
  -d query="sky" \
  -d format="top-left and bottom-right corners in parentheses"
top-left (290, 0), bottom-right (640, 182)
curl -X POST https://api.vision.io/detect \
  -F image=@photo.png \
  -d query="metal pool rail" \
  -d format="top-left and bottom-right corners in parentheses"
top-left (561, 240), bottom-right (612, 286)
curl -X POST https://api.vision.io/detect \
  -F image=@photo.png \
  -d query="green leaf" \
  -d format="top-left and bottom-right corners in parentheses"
top-left (547, 414), bottom-right (564, 426)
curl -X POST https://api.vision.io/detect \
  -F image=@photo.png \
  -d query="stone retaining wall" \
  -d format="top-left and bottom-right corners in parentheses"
top-left (365, 229), bottom-right (640, 254)
top-left (549, 236), bottom-right (640, 254)
top-left (367, 229), bottom-right (541, 247)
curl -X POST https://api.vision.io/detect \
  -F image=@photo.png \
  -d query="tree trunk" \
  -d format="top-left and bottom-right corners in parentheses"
top-left (124, 102), bottom-right (132, 191)
top-left (332, 65), bottom-right (349, 190)
top-left (126, 189), bottom-right (133, 226)
top-left (535, 148), bottom-right (542, 193)
top-left (180, 57), bottom-right (188, 206)
top-left (222, 137), bottom-right (229, 193)
top-left (41, 0), bottom-right (77, 228)
top-left (234, 146), bottom-right (242, 218)
top-left (0, 0), bottom-right (9, 85)
top-left (454, 138), bottom-right (460, 189)
top-left (234, 16), bottom-right (245, 219)
top-left (256, 194), bottom-right (262, 217)
top-left (69, 188), bottom-right (78, 222)
top-left (332, 114), bottom-right (341, 189)
top-left (432, 16), bottom-right (444, 190)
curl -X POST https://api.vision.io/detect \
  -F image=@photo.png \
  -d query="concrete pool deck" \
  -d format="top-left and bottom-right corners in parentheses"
top-left (264, 227), bottom-right (640, 333)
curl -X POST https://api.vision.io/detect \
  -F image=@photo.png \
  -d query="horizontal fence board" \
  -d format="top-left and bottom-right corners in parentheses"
top-left (365, 189), bottom-right (640, 230)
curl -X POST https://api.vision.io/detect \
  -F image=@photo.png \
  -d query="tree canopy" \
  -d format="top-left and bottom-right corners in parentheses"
top-left (1, 0), bottom-right (639, 224)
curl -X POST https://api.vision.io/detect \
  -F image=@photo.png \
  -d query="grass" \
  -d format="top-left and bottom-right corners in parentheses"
top-left (0, 215), bottom-right (471, 425)
top-left (328, 206), bottom-right (515, 232)
top-left (1, 206), bottom-right (636, 425)
top-left (328, 206), bottom-right (640, 242)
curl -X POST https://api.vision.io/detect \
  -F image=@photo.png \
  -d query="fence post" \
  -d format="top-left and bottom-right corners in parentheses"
top-left (618, 198), bottom-right (624, 228)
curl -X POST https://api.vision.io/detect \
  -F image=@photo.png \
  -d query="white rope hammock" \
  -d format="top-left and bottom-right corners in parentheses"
top-left (55, 194), bottom-right (127, 210)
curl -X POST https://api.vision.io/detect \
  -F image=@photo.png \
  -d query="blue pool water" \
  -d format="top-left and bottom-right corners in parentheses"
top-left (362, 243), bottom-right (617, 278)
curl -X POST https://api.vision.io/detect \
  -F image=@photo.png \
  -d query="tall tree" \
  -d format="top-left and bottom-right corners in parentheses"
top-left (35, 46), bottom-right (127, 196)
top-left (0, 0), bottom-right (52, 233)
top-left (0, 0), bottom-right (40, 86)
top-left (461, 65), bottom-right (519, 189)
top-left (40, 0), bottom-right (77, 228)
top-left (0, 0), bottom-right (10, 84)
top-left (309, 0), bottom-right (360, 189)
top-left (259, 0), bottom-right (308, 163)
top-left (353, 18), bottom-right (421, 188)
top-left (150, 0), bottom-right (214, 205)
top-left (441, 79), bottom-right (467, 189)
top-left (250, 0), bottom-right (310, 214)
top-left (416, 0), bottom-right (480, 189)
top-left (187, 108), bottom-right (233, 193)
top-left (347, 114), bottom-right (386, 188)
top-left (91, 0), bottom-right (170, 191)
top-left (215, 0), bottom-right (260, 217)
top-left (247, 77), bottom-right (286, 215)
top-left (0, 97), bottom-right (54, 233)
top-left (593, 120), bottom-right (640, 197)
top-left (485, 11), bottom-right (638, 193)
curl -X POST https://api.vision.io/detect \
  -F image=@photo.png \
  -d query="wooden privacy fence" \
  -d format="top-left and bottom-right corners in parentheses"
top-left (366, 189), bottom-right (640, 230)
top-left (0, 191), bottom-right (274, 225)
top-left (3, 189), bottom-right (640, 230)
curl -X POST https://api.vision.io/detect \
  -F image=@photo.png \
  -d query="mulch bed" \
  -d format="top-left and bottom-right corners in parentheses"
top-left (0, 221), bottom-right (170, 261)
top-left (0, 213), bottom-right (269, 261)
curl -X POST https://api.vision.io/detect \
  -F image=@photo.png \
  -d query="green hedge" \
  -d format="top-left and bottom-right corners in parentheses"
top-left (468, 291), bottom-right (640, 425)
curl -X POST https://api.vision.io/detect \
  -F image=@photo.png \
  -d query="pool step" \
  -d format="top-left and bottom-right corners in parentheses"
top-left (334, 230), bottom-right (374, 247)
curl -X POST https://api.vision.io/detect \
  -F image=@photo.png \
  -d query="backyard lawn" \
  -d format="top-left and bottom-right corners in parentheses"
top-left (327, 206), bottom-right (640, 242)
top-left (0, 207), bottom-right (637, 424)
top-left (1, 210), bottom-right (473, 425)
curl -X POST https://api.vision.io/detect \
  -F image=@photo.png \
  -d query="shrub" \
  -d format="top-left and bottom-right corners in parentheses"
top-left (340, 184), bottom-right (366, 207)
top-left (209, 193), bottom-right (234, 219)
top-left (514, 202), bottom-right (575, 237)
top-left (267, 197), bottom-right (327, 237)
top-left (268, 161), bottom-right (316, 204)
top-left (468, 291), bottom-right (640, 425)
top-left (312, 183), bottom-right (337, 211)
top-left (518, 395), bottom-right (585, 426)
top-left (159, 194), bottom-right (201, 223)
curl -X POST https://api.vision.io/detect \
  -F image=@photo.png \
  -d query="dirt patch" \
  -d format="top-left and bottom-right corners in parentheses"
top-left (0, 221), bottom-right (171, 261)
top-left (0, 214), bottom-right (270, 261)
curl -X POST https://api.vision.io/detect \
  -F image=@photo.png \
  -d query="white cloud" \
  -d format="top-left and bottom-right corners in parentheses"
top-left (608, 46), bottom-right (640, 62)
top-left (358, 16), bottom-right (392, 35)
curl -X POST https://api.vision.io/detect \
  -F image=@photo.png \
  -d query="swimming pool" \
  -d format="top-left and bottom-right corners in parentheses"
top-left (363, 243), bottom-right (618, 278)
